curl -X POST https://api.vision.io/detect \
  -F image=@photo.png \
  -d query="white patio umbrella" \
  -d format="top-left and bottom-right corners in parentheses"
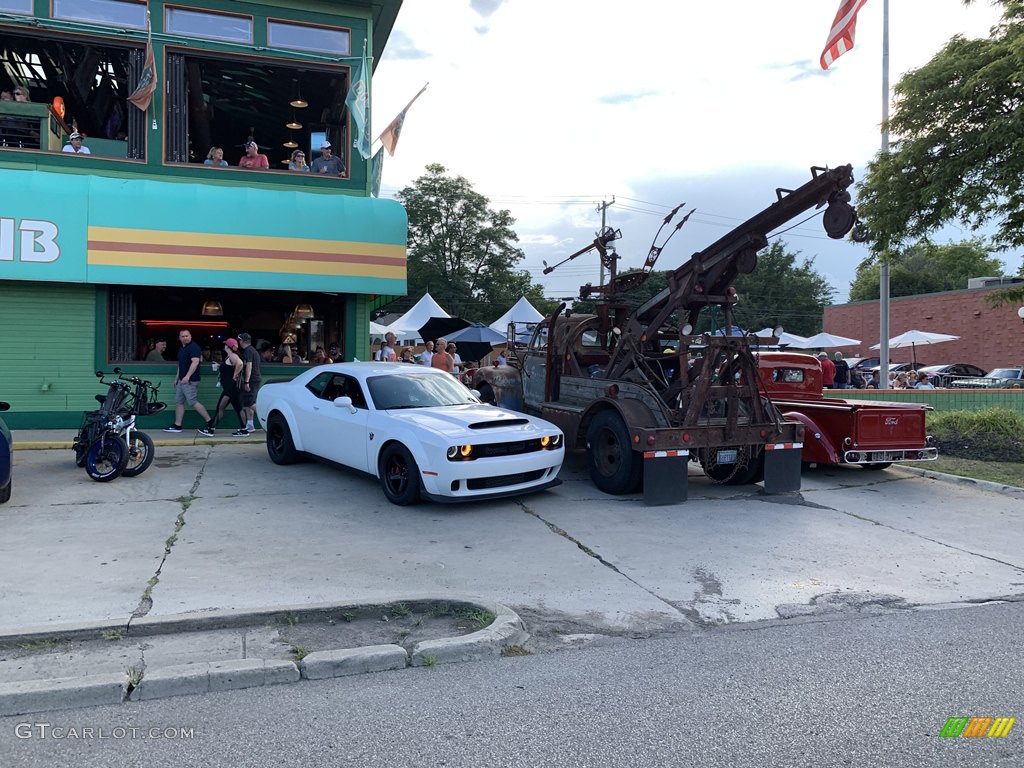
top-left (791, 331), bottom-right (861, 349)
top-left (870, 329), bottom-right (960, 368)
top-left (754, 327), bottom-right (810, 347)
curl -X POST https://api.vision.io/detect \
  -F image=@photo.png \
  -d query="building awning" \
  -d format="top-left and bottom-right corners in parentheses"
top-left (0, 169), bottom-right (407, 295)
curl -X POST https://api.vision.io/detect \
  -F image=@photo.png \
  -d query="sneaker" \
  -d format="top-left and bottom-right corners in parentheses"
top-left (164, 425), bottom-right (183, 433)
top-left (197, 427), bottom-right (215, 437)
top-left (245, 422), bottom-right (256, 432)
top-left (231, 429), bottom-right (249, 437)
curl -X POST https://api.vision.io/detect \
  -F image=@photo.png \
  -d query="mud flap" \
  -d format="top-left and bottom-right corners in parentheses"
top-left (763, 443), bottom-right (803, 494)
top-left (643, 450), bottom-right (689, 506)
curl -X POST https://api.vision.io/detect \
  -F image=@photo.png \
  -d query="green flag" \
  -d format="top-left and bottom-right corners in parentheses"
top-left (371, 147), bottom-right (384, 198)
top-left (345, 45), bottom-right (371, 160)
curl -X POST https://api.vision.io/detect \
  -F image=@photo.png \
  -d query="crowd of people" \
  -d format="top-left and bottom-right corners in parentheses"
top-left (203, 140), bottom-right (344, 175)
top-left (815, 351), bottom-right (936, 390)
top-left (373, 332), bottom-right (479, 381)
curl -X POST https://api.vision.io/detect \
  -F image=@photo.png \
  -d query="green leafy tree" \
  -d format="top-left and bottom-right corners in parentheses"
top-left (573, 241), bottom-right (834, 336)
top-left (855, 0), bottom-right (1024, 305)
top-left (394, 164), bottom-right (546, 322)
top-left (847, 239), bottom-right (1004, 301)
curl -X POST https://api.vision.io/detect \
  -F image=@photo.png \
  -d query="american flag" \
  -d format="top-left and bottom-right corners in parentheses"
top-left (821, 0), bottom-right (870, 70)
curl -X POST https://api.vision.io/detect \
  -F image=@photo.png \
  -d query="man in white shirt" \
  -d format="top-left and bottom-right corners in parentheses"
top-left (419, 340), bottom-right (434, 366)
top-left (62, 132), bottom-right (91, 154)
top-left (375, 331), bottom-right (397, 362)
top-left (449, 343), bottom-right (463, 375)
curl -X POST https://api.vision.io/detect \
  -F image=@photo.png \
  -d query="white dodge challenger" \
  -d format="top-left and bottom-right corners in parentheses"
top-left (255, 362), bottom-right (564, 505)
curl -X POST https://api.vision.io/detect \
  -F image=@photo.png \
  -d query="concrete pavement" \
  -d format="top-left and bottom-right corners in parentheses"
top-left (1, 440), bottom-right (1023, 716)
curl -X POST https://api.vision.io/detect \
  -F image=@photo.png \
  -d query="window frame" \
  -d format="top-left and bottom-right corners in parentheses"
top-left (266, 17), bottom-right (352, 56)
top-left (163, 4), bottom-right (255, 45)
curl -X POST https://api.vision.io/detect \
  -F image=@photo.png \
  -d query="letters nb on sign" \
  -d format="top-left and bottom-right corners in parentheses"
top-left (0, 218), bottom-right (60, 263)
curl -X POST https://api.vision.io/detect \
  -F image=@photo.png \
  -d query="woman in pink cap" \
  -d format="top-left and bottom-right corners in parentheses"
top-left (212, 338), bottom-right (249, 436)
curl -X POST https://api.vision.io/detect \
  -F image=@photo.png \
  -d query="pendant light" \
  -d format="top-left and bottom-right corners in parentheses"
top-left (201, 300), bottom-right (224, 317)
top-left (289, 79), bottom-right (308, 109)
top-left (285, 110), bottom-right (303, 131)
top-left (283, 137), bottom-right (298, 148)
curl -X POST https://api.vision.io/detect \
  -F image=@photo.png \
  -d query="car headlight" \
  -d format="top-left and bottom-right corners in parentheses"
top-left (540, 434), bottom-right (563, 449)
top-left (448, 444), bottom-right (474, 461)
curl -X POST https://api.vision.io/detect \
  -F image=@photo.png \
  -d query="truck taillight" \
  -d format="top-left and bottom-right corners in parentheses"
top-left (606, 385), bottom-right (619, 397)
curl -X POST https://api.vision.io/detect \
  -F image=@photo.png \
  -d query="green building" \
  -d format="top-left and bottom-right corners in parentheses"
top-left (0, 0), bottom-right (406, 428)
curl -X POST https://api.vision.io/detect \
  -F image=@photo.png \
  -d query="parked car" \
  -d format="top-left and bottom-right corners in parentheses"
top-left (916, 363), bottom-right (987, 388)
top-left (866, 362), bottom-right (914, 378)
top-left (0, 401), bottom-right (11, 504)
top-left (255, 363), bottom-right (564, 505)
top-left (949, 367), bottom-right (1024, 389)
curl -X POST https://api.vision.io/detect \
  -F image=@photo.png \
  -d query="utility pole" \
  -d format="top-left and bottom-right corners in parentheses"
top-left (878, 0), bottom-right (891, 389)
top-left (597, 196), bottom-right (615, 286)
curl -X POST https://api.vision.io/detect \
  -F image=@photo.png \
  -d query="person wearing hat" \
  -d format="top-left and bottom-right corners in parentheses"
top-left (310, 141), bottom-right (344, 176)
top-left (62, 132), bottom-right (91, 155)
top-left (211, 338), bottom-right (249, 436)
top-left (238, 140), bottom-right (269, 169)
top-left (327, 341), bottom-right (342, 362)
top-left (817, 351), bottom-right (837, 389)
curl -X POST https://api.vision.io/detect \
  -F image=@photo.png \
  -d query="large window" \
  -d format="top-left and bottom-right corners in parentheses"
top-left (165, 7), bottom-right (253, 44)
top-left (108, 286), bottom-right (347, 364)
top-left (0, 31), bottom-right (146, 158)
top-left (163, 50), bottom-right (350, 173)
top-left (268, 20), bottom-right (350, 56)
top-left (52, 0), bottom-right (147, 28)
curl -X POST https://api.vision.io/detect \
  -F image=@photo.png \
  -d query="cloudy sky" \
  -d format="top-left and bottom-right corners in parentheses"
top-left (370, 0), bottom-right (1007, 305)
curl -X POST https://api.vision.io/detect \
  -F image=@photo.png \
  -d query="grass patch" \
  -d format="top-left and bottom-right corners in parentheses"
top-left (925, 457), bottom-right (1024, 489)
top-left (390, 602), bottom-right (412, 618)
top-left (102, 629), bottom-right (124, 641)
top-left (125, 666), bottom-right (143, 687)
top-left (290, 644), bottom-right (309, 660)
top-left (286, 614), bottom-right (300, 626)
top-left (454, 608), bottom-right (497, 630)
top-left (420, 654), bottom-right (437, 667)
top-left (501, 645), bottom-right (531, 657)
top-left (17, 637), bottom-right (69, 652)
top-left (340, 612), bottom-right (355, 623)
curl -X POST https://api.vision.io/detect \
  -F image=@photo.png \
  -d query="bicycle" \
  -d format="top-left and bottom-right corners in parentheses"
top-left (73, 369), bottom-right (166, 481)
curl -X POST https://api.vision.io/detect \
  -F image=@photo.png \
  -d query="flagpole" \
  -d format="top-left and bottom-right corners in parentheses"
top-left (878, 0), bottom-right (891, 389)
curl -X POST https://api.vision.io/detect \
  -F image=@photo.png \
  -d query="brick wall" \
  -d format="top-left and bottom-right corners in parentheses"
top-left (823, 287), bottom-right (1024, 371)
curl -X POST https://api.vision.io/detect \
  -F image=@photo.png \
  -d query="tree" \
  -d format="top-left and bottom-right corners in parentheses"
top-left (394, 164), bottom-right (547, 322)
top-left (855, 0), bottom-right (1024, 304)
top-left (847, 239), bottom-right (1005, 301)
top-left (573, 241), bottom-right (835, 336)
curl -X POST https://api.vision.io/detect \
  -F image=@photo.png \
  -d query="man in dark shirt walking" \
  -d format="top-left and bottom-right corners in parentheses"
top-left (833, 351), bottom-right (851, 389)
top-left (165, 329), bottom-right (215, 436)
top-left (238, 332), bottom-right (262, 432)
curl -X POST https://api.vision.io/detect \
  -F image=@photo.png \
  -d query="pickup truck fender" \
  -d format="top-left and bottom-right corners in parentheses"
top-left (782, 410), bottom-right (840, 465)
top-left (577, 397), bottom-right (659, 451)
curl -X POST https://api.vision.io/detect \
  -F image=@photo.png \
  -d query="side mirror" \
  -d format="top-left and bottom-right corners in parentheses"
top-left (470, 389), bottom-right (481, 400)
top-left (333, 395), bottom-right (356, 413)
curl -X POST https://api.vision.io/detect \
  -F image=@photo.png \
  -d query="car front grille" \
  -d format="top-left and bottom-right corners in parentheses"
top-left (467, 469), bottom-right (546, 490)
top-left (473, 440), bottom-right (541, 459)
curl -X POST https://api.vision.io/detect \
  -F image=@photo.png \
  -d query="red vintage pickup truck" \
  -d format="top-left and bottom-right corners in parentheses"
top-left (757, 352), bottom-right (937, 469)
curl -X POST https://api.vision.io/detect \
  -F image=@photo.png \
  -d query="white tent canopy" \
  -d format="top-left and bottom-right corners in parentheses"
top-left (382, 293), bottom-right (451, 342)
top-left (791, 332), bottom-right (861, 349)
top-left (489, 296), bottom-right (545, 338)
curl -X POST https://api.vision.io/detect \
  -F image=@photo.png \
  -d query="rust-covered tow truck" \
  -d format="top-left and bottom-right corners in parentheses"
top-left (472, 165), bottom-right (864, 505)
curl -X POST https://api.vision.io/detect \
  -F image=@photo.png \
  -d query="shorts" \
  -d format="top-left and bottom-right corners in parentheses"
top-left (175, 381), bottom-right (200, 406)
top-left (241, 381), bottom-right (260, 407)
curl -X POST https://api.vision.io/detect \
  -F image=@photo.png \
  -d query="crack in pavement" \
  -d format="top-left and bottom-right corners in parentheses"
top-left (516, 500), bottom-right (694, 625)
top-left (127, 449), bottom-right (212, 628)
top-left (830, 507), bottom-right (1024, 573)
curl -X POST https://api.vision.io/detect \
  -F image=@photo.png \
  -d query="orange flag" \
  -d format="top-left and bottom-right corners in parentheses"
top-left (378, 84), bottom-right (427, 156)
top-left (128, 12), bottom-right (158, 112)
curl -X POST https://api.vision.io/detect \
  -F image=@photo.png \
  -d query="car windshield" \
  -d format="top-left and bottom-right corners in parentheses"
top-left (987, 369), bottom-right (1022, 379)
top-left (367, 373), bottom-right (479, 410)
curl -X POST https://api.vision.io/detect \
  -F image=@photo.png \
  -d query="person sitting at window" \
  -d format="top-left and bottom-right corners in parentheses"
top-left (63, 132), bottom-right (91, 155)
top-left (238, 140), bottom-right (269, 169)
top-left (12, 85), bottom-right (30, 102)
top-left (277, 344), bottom-right (294, 364)
top-left (204, 146), bottom-right (228, 167)
top-left (310, 141), bottom-right (344, 176)
top-left (914, 372), bottom-right (935, 389)
top-left (288, 149), bottom-right (309, 172)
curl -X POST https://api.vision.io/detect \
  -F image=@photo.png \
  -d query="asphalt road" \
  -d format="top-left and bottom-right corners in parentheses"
top-left (2, 601), bottom-right (1021, 768)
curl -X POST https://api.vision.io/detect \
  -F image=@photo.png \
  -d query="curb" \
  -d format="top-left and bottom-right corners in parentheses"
top-left (13, 437), bottom-right (267, 451)
top-left (892, 464), bottom-right (1024, 499)
top-left (0, 597), bottom-right (528, 716)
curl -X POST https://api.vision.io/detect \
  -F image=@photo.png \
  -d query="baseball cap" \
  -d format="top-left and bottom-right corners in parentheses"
top-left (328, 341), bottom-right (339, 350)
top-left (69, 132), bottom-right (83, 140)
top-left (245, 140), bottom-right (258, 149)
top-left (237, 332), bottom-right (252, 342)
top-left (224, 338), bottom-right (238, 350)
top-left (320, 141), bottom-right (331, 148)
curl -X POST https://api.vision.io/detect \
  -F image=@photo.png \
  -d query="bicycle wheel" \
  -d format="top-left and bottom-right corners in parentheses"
top-left (122, 431), bottom-right (155, 478)
top-left (85, 434), bottom-right (128, 482)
